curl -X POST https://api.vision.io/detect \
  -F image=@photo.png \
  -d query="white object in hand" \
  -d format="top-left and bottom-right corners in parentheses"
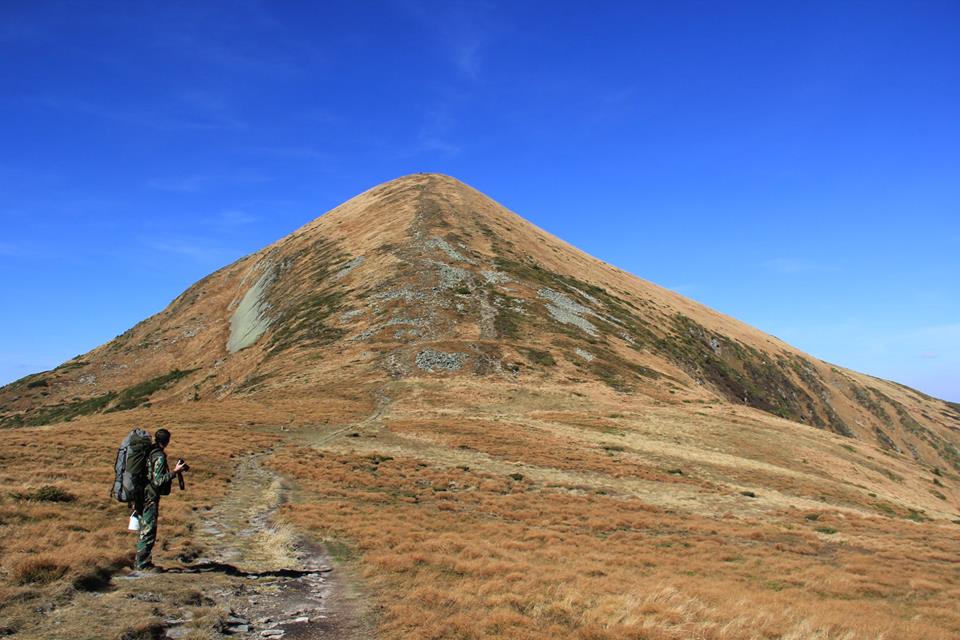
top-left (128, 513), bottom-right (141, 531)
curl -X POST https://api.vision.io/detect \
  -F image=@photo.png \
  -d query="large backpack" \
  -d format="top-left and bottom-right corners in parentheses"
top-left (112, 428), bottom-right (152, 503)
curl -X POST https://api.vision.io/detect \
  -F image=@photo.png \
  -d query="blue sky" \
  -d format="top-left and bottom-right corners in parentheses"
top-left (1, 1), bottom-right (957, 400)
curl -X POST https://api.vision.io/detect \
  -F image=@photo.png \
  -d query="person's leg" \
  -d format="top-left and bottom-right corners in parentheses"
top-left (135, 501), bottom-right (159, 569)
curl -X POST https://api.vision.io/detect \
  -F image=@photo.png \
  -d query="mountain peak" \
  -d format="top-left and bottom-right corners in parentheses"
top-left (3, 177), bottom-right (958, 483)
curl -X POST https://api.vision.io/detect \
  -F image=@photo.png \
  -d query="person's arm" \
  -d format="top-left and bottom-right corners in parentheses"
top-left (150, 452), bottom-right (181, 488)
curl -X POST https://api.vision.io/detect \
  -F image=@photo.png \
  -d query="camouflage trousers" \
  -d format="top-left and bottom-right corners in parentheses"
top-left (135, 500), bottom-right (159, 569)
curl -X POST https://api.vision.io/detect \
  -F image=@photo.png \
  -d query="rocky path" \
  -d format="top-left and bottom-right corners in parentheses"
top-left (165, 452), bottom-right (370, 640)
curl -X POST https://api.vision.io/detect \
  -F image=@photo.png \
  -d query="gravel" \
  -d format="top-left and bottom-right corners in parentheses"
top-left (426, 236), bottom-right (475, 264)
top-left (338, 309), bottom-right (363, 323)
top-left (385, 353), bottom-right (409, 378)
top-left (385, 317), bottom-right (426, 327)
top-left (416, 349), bottom-right (467, 372)
top-left (334, 256), bottom-right (365, 279)
top-left (481, 270), bottom-right (510, 285)
top-left (430, 261), bottom-right (472, 289)
top-left (538, 288), bottom-right (598, 336)
top-left (374, 287), bottom-right (428, 302)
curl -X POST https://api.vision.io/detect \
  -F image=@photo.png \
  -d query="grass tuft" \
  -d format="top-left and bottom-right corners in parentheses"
top-left (11, 485), bottom-right (76, 503)
top-left (11, 556), bottom-right (69, 585)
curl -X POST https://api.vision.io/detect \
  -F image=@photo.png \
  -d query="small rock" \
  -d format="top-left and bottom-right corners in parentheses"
top-left (233, 624), bottom-right (250, 634)
top-left (288, 617), bottom-right (309, 624)
top-left (225, 616), bottom-right (248, 625)
top-left (260, 631), bottom-right (285, 638)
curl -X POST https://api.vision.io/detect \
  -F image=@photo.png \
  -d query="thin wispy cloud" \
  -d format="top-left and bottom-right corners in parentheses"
top-left (905, 322), bottom-right (960, 345)
top-left (762, 258), bottom-right (837, 274)
top-left (146, 176), bottom-right (210, 193)
top-left (146, 172), bottom-right (272, 193)
top-left (244, 146), bottom-right (338, 172)
top-left (142, 237), bottom-right (238, 264)
top-left (212, 209), bottom-right (258, 227)
top-left (408, 107), bottom-right (462, 156)
top-left (398, 0), bottom-right (499, 79)
top-left (248, 146), bottom-right (333, 160)
top-left (31, 96), bottom-right (247, 132)
top-left (149, 5), bottom-right (325, 80)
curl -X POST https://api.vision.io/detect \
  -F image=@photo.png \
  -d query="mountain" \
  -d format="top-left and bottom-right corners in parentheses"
top-left (2, 173), bottom-right (958, 471)
top-left (5, 173), bottom-right (960, 639)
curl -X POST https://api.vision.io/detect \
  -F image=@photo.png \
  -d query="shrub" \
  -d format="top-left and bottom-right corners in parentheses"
top-left (906, 509), bottom-right (928, 522)
top-left (11, 556), bottom-right (69, 585)
top-left (120, 622), bottom-right (165, 640)
top-left (11, 485), bottom-right (76, 503)
top-left (520, 348), bottom-right (556, 367)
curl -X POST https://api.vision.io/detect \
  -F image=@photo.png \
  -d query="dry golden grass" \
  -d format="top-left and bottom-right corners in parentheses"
top-left (4, 174), bottom-right (959, 640)
top-left (0, 402), bottom-right (278, 638)
top-left (2, 383), bottom-right (958, 640)
top-left (265, 387), bottom-right (960, 640)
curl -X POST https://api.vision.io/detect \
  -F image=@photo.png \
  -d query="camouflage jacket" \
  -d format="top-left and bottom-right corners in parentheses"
top-left (145, 447), bottom-right (174, 503)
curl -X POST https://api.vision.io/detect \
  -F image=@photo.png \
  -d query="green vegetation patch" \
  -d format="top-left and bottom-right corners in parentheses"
top-left (519, 347), bottom-right (556, 367)
top-left (54, 359), bottom-right (90, 372)
top-left (493, 257), bottom-right (659, 346)
top-left (11, 485), bottom-right (76, 503)
top-left (889, 398), bottom-right (960, 472)
top-left (656, 313), bottom-right (853, 436)
top-left (851, 385), bottom-right (893, 425)
top-left (874, 427), bottom-right (900, 453)
top-left (0, 371), bottom-right (52, 394)
top-left (108, 368), bottom-right (197, 412)
top-left (236, 372), bottom-right (274, 394)
top-left (267, 239), bottom-right (349, 354)
top-left (491, 292), bottom-right (525, 339)
top-left (3, 368), bottom-right (197, 427)
top-left (905, 509), bottom-right (929, 522)
top-left (4, 392), bottom-right (117, 428)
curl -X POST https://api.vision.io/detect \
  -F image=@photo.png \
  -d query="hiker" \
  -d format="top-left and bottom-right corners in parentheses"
top-left (135, 428), bottom-right (188, 571)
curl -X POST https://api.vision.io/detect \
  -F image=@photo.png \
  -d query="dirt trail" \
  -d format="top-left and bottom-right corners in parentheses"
top-left (177, 452), bottom-right (371, 640)
top-left (165, 391), bottom-right (393, 639)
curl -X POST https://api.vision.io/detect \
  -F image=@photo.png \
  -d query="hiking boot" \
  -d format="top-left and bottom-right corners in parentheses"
top-left (135, 563), bottom-right (162, 573)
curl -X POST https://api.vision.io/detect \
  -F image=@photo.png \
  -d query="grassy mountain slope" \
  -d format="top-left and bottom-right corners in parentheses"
top-left (1, 174), bottom-right (959, 639)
